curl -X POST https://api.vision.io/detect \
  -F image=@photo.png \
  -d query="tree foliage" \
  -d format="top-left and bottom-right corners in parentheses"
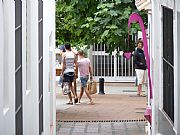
top-left (56, 0), bottom-right (147, 52)
top-left (56, 0), bottom-right (99, 47)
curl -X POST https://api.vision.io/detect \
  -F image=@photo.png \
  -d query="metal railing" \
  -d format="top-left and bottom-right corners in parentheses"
top-left (90, 44), bottom-right (136, 82)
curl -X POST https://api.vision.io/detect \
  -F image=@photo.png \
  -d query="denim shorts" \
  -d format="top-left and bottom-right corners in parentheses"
top-left (80, 76), bottom-right (89, 88)
top-left (63, 72), bottom-right (74, 83)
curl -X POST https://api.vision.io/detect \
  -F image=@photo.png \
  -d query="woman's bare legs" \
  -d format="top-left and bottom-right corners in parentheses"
top-left (85, 87), bottom-right (93, 104)
top-left (78, 87), bottom-right (84, 103)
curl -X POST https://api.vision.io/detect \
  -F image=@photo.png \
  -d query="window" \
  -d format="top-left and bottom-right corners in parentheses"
top-left (162, 6), bottom-right (174, 123)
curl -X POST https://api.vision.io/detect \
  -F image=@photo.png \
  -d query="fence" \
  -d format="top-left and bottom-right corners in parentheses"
top-left (90, 44), bottom-right (136, 82)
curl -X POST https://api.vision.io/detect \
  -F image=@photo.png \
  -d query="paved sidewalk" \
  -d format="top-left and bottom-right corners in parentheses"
top-left (56, 82), bottom-right (148, 135)
top-left (56, 94), bottom-right (147, 121)
top-left (56, 121), bottom-right (147, 135)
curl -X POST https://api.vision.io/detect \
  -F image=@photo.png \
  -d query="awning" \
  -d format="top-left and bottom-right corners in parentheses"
top-left (135, 0), bottom-right (151, 11)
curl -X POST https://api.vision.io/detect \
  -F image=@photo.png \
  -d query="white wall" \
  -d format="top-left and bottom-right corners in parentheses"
top-left (22, 0), bottom-right (39, 134)
top-left (174, 0), bottom-right (178, 134)
top-left (43, 1), bottom-right (56, 135)
top-left (0, 1), bottom-right (4, 133)
top-left (0, 0), bottom-right (56, 135)
top-left (1, 1), bottom-right (16, 135)
top-left (22, 0), bottom-right (56, 135)
top-left (151, 0), bottom-right (161, 134)
top-left (176, 1), bottom-right (180, 134)
top-left (151, 0), bottom-right (180, 134)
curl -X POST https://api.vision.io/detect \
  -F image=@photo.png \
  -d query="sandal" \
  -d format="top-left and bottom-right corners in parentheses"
top-left (74, 98), bottom-right (78, 104)
top-left (88, 100), bottom-right (94, 105)
top-left (66, 102), bottom-right (73, 105)
top-left (139, 93), bottom-right (146, 97)
top-left (137, 93), bottom-right (140, 96)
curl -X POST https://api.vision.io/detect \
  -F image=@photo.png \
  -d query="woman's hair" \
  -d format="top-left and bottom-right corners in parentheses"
top-left (78, 50), bottom-right (84, 56)
top-left (137, 40), bottom-right (143, 46)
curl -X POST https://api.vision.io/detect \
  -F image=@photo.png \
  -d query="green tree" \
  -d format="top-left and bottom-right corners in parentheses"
top-left (56, 0), bottom-right (147, 52)
top-left (56, 0), bottom-right (99, 47)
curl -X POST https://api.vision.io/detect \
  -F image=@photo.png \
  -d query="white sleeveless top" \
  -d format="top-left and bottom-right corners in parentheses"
top-left (63, 51), bottom-right (75, 73)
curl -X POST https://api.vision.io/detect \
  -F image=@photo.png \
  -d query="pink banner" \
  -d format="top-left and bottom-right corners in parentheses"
top-left (128, 13), bottom-right (152, 99)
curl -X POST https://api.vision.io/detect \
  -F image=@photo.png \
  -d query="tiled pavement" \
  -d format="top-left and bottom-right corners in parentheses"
top-left (56, 121), bottom-right (147, 135)
top-left (56, 82), bottom-right (148, 135)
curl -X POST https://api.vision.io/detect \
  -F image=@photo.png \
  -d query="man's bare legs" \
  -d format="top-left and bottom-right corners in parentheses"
top-left (68, 82), bottom-right (78, 103)
top-left (67, 92), bottom-right (73, 104)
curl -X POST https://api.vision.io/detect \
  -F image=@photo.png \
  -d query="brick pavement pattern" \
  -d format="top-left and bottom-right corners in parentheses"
top-left (56, 83), bottom-right (148, 135)
top-left (56, 94), bottom-right (147, 121)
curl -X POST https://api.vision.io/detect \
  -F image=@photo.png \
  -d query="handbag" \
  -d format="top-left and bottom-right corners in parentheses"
top-left (62, 82), bottom-right (69, 95)
top-left (87, 81), bottom-right (97, 95)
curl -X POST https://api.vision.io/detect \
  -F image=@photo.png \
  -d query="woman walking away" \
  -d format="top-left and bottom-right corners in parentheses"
top-left (77, 50), bottom-right (94, 105)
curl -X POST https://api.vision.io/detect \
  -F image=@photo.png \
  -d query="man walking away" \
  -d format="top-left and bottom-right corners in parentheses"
top-left (61, 43), bottom-right (78, 104)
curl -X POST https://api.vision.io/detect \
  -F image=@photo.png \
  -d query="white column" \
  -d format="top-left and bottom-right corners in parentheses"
top-left (50, 2), bottom-right (56, 135)
top-left (23, 0), bottom-right (39, 134)
top-left (175, 0), bottom-right (180, 134)
top-left (1, 0), bottom-right (16, 135)
top-left (151, 0), bottom-right (160, 134)
top-left (173, 0), bottom-right (178, 133)
top-left (43, 1), bottom-right (50, 134)
top-left (0, 1), bottom-right (4, 133)
top-left (43, 0), bottom-right (56, 135)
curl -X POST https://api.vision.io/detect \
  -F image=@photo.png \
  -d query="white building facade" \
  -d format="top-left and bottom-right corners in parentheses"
top-left (137, 0), bottom-right (180, 134)
top-left (0, 0), bottom-right (56, 135)
top-left (151, 0), bottom-right (180, 134)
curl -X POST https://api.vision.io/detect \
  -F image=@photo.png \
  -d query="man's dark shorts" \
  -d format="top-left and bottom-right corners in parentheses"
top-left (63, 72), bottom-right (74, 82)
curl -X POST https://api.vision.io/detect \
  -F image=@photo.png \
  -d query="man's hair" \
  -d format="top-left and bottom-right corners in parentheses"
top-left (78, 50), bottom-right (84, 56)
top-left (64, 43), bottom-right (71, 50)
